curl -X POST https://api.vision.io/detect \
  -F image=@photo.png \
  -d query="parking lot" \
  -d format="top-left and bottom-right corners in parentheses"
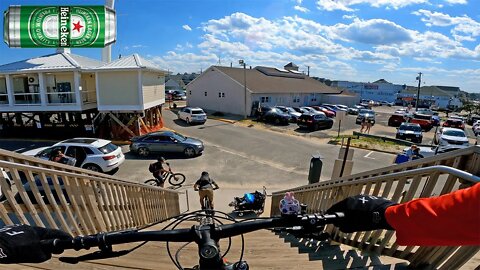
top-left (251, 105), bottom-right (478, 146)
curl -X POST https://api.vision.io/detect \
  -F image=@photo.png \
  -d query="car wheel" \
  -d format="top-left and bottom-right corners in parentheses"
top-left (137, 147), bottom-right (150, 157)
top-left (186, 118), bottom-right (190, 125)
top-left (184, 147), bottom-right (196, 157)
top-left (83, 163), bottom-right (102, 172)
top-left (314, 123), bottom-right (319, 131)
top-left (274, 118), bottom-right (280, 125)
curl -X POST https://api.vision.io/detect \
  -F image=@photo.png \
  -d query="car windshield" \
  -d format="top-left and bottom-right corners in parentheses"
top-left (443, 130), bottom-right (466, 137)
top-left (98, 143), bottom-right (118, 154)
top-left (286, 107), bottom-right (296, 113)
top-left (191, 109), bottom-right (204, 114)
top-left (360, 109), bottom-right (374, 114)
top-left (172, 133), bottom-right (187, 141)
top-left (400, 125), bottom-right (421, 132)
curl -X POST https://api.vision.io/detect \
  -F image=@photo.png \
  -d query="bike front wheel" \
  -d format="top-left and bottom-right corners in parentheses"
top-left (168, 173), bottom-right (186, 186)
top-left (144, 179), bottom-right (160, 187)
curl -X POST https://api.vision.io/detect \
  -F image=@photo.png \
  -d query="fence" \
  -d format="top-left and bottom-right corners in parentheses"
top-left (271, 146), bottom-right (480, 269)
top-left (0, 149), bottom-right (180, 236)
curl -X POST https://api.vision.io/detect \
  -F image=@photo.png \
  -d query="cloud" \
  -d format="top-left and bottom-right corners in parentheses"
top-left (412, 9), bottom-right (480, 41)
top-left (294, 5), bottom-right (310, 13)
top-left (131, 44), bottom-right (147, 48)
top-left (316, 0), bottom-right (429, 12)
top-left (182, 24), bottom-right (192, 31)
top-left (331, 18), bottom-right (413, 45)
top-left (444, 0), bottom-right (467, 4)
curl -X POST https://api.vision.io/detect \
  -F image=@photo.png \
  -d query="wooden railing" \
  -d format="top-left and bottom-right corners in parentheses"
top-left (271, 146), bottom-right (480, 269)
top-left (0, 149), bottom-right (180, 236)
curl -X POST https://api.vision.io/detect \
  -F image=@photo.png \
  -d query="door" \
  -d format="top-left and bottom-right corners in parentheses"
top-left (65, 146), bottom-right (87, 167)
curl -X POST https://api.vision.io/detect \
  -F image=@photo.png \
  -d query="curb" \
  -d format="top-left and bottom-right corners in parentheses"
top-left (328, 141), bottom-right (399, 155)
top-left (207, 116), bottom-right (237, 124)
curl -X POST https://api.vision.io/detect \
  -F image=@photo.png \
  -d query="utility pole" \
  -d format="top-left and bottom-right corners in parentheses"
top-left (239, 60), bottom-right (247, 119)
top-left (415, 72), bottom-right (422, 112)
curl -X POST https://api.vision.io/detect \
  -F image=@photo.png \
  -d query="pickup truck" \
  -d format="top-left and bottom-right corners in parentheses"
top-left (406, 113), bottom-right (433, 131)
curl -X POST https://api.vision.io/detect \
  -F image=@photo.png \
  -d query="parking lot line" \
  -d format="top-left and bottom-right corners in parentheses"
top-left (364, 151), bottom-right (375, 159)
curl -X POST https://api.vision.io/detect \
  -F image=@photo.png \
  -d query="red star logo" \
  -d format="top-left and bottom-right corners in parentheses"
top-left (73, 21), bottom-right (83, 32)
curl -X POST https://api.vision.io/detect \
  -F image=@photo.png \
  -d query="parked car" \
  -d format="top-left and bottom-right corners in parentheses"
top-left (334, 104), bottom-right (348, 111)
top-left (396, 123), bottom-right (423, 143)
top-left (442, 118), bottom-right (465, 130)
top-left (311, 106), bottom-right (335, 117)
top-left (347, 105), bottom-right (364, 115)
top-left (466, 115), bottom-right (480, 126)
top-left (275, 106), bottom-right (301, 122)
top-left (24, 138), bottom-right (125, 173)
top-left (402, 144), bottom-right (468, 159)
top-left (292, 107), bottom-right (308, 114)
top-left (130, 131), bottom-right (204, 157)
top-left (356, 109), bottom-right (376, 125)
top-left (258, 107), bottom-right (291, 125)
top-left (388, 114), bottom-right (407, 127)
top-left (380, 101), bottom-right (394, 106)
top-left (297, 113), bottom-right (334, 131)
top-left (178, 107), bottom-right (207, 125)
top-left (473, 125), bottom-right (480, 136)
top-left (300, 106), bottom-right (325, 116)
top-left (407, 113), bottom-right (433, 131)
top-left (394, 108), bottom-right (407, 114)
top-left (434, 127), bottom-right (469, 146)
top-left (173, 90), bottom-right (187, 100)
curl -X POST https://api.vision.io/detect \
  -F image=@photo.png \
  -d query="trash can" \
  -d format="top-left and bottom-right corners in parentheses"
top-left (308, 155), bottom-right (322, 184)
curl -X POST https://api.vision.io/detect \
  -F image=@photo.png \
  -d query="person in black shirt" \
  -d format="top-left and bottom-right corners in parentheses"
top-left (149, 157), bottom-right (169, 187)
top-left (194, 171), bottom-right (219, 209)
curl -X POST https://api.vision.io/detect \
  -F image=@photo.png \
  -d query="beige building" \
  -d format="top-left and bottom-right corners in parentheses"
top-left (186, 64), bottom-right (347, 116)
top-left (0, 51), bottom-right (166, 139)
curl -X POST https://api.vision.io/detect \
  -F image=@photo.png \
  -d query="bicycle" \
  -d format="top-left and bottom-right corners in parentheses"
top-left (194, 187), bottom-right (218, 211)
top-left (145, 162), bottom-right (186, 187)
top-left (41, 205), bottom-right (343, 270)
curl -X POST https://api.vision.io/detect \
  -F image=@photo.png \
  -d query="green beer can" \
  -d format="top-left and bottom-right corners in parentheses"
top-left (3, 5), bottom-right (116, 48)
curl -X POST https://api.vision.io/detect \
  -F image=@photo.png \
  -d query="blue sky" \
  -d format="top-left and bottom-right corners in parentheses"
top-left (1, 0), bottom-right (479, 92)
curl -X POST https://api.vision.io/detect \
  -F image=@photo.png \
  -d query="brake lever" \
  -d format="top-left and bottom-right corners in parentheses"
top-left (59, 249), bottom-right (131, 264)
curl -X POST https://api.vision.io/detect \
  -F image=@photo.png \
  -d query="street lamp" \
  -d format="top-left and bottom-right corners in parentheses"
top-left (239, 60), bottom-right (247, 119)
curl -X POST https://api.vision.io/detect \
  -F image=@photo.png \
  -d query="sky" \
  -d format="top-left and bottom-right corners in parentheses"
top-left (1, 0), bottom-right (479, 93)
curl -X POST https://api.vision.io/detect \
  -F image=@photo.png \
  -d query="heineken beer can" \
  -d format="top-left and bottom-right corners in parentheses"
top-left (3, 5), bottom-right (116, 48)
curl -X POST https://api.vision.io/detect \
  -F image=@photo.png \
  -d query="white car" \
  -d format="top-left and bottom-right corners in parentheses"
top-left (23, 138), bottom-right (125, 173)
top-left (300, 107), bottom-right (326, 116)
top-left (435, 128), bottom-right (469, 147)
top-left (178, 107), bottom-right (207, 125)
top-left (402, 145), bottom-right (468, 159)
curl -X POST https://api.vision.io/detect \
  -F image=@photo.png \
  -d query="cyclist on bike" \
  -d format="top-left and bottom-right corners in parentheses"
top-left (148, 157), bottom-right (169, 188)
top-left (193, 171), bottom-right (219, 209)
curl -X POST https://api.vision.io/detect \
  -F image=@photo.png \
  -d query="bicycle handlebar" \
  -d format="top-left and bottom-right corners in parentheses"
top-left (42, 213), bottom-right (343, 254)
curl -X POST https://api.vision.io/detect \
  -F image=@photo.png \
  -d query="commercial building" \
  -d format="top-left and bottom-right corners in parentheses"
top-left (331, 79), bottom-right (404, 103)
top-left (186, 64), bottom-right (349, 116)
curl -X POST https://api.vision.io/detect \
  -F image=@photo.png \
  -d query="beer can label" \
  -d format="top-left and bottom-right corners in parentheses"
top-left (6, 6), bottom-right (114, 48)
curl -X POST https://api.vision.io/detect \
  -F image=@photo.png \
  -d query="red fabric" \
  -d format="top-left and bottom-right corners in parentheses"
top-left (385, 183), bottom-right (480, 246)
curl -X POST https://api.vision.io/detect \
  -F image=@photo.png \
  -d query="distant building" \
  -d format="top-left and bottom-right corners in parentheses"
top-left (331, 79), bottom-right (404, 103)
top-left (397, 85), bottom-right (462, 110)
top-left (186, 63), bottom-right (353, 116)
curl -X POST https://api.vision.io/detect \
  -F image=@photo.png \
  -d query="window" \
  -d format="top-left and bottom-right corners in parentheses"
top-left (219, 92), bottom-right (221, 98)
top-left (221, 92), bottom-right (225, 98)
top-left (189, 91), bottom-right (192, 95)
top-left (204, 91), bottom-right (207, 96)
top-left (311, 94), bottom-right (317, 102)
top-left (261, 96), bottom-right (270, 103)
top-left (293, 96), bottom-right (300, 103)
top-left (98, 143), bottom-right (118, 154)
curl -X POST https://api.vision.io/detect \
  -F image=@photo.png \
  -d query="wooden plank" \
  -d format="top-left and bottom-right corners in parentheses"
top-left (111, 183), bottom-right (128, 229)
top-left (61, 176), bottom-right (92, 235)
top-left (95, 181), bottom-right (115, 231)
top-left (79, 179), bottom-right (107, 232)
top-left (32, 172), bottom-right (66, 230)
top-left (102, 182), bottom-right (121, 231)
top-left (109, 113), bottom-right (136, 137)
top-left (0, 169), bottom-right (31, 225)
top-left (51, 174), bottom-right (82, 235)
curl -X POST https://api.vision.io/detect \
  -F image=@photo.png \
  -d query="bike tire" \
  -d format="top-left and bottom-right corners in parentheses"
top-left (144, 179), bottom-right (160, 187)
top-left (168, 173), bottom-right (186, 186)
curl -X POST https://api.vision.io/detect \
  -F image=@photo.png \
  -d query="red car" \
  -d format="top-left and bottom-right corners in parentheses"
top-left (443, 119), bottom-right (465, 130)
top-left (311, 106), bottom-right (336, 118)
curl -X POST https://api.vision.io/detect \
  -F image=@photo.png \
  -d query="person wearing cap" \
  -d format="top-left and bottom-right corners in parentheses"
top-left (194, 171), bottom-right (219, 209)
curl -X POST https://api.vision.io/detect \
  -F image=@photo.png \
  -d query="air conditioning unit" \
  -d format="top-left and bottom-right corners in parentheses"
top-left (27, 75), bottom-right (38, 85)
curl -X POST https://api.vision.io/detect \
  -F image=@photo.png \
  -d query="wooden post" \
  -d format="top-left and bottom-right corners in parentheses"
top-left (108, 113), bottom-right (137, 137)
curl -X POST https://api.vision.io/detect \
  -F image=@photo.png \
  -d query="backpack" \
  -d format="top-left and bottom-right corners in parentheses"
top-left (148, 163), bottom-right (156, 173)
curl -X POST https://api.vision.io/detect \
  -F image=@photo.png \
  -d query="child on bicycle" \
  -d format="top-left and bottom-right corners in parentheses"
top-left (149, 157), bottom-right (169, 188)
top-left (194, 171), bottom-right (219, 209)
